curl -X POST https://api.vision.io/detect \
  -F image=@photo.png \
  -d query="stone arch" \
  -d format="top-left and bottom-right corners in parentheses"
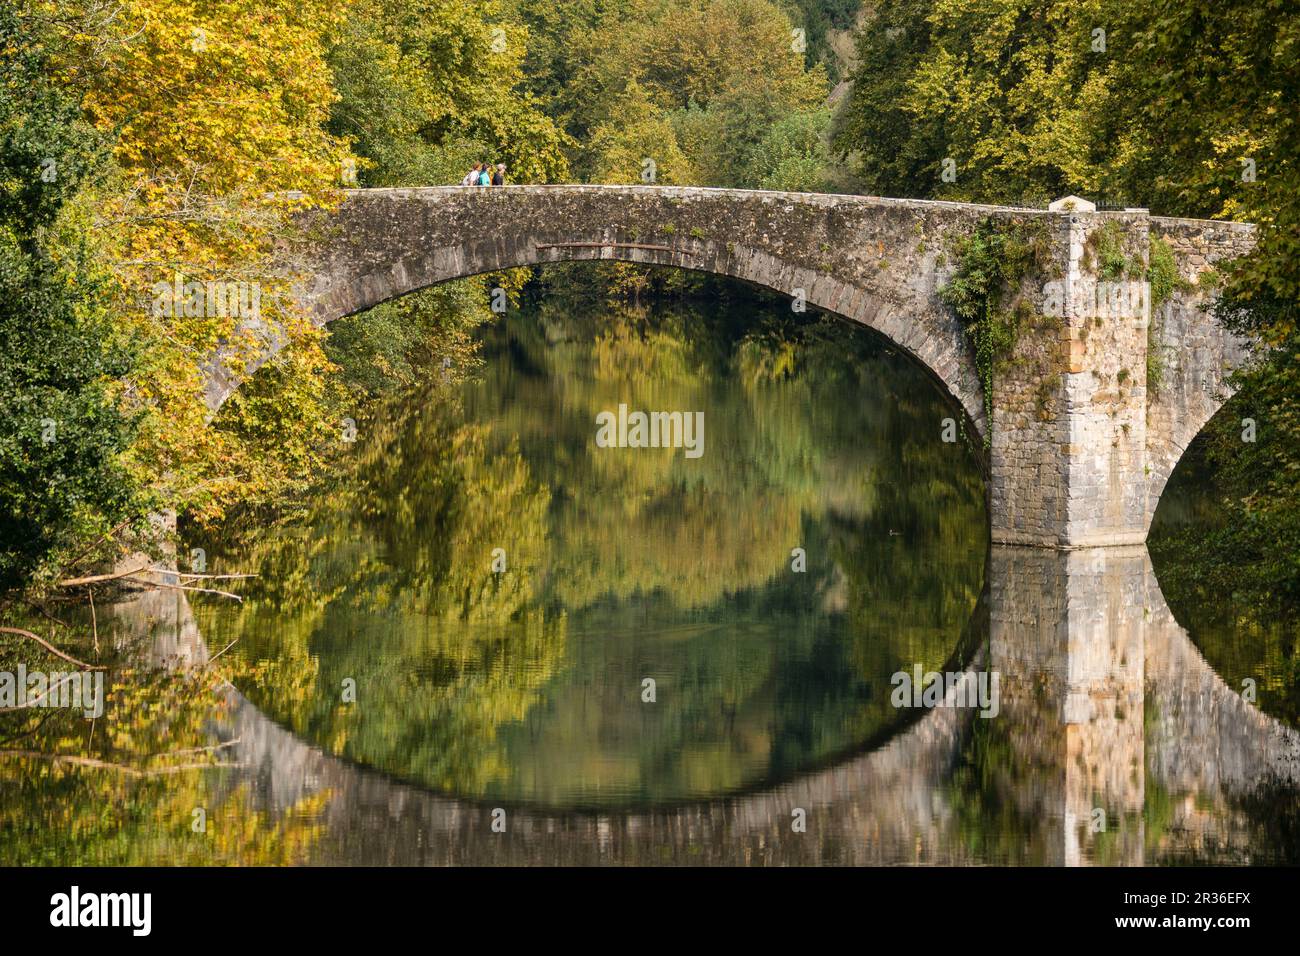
top-left (1144, 217), bottom-right (1257, 515)
top-left (204, 185), bottom-right (991, 441)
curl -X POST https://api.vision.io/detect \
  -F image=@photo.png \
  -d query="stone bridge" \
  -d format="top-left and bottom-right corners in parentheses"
top-left (206, 185), bottom-right (1257, 549)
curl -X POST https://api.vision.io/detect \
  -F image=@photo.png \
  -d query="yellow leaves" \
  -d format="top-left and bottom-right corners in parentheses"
top-left (645, 0), bottom-right (826, 111)
top-left (38, 0), bottom-right (358, 521)
top-left (330, 0), bottom-right (569, 183)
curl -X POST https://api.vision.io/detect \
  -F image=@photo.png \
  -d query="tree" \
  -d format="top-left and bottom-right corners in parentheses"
top-left (744, 108), bottom-right (832, 191)
top-left (0, 3), bottom-right (142, 588)
top-left (835, 0), bottom-right (1115, 204)
top-left (587, 80), bottom-right (694, 184)
top-left (35, 0), bottom-right (354, 527)
top-left (326, 0), bottom-right (571, 186)
top-left (558, 0), bottom-right (827, 184)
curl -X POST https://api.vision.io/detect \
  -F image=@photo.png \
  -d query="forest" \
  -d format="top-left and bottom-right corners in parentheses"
top-left (1, 0), bottom-right (1296, 608)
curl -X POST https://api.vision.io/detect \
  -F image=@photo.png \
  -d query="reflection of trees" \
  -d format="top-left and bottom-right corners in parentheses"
top-left (1151, 554), bottom-right (1300, 729)
top-left (0, 649), bottom-right (325, 865)
top-left (464, 299), bottom-right (984, 805)
top-left (1151, 455), bottom-right (1300, 729)
top-left (197, 398), bottom-right (562, 798)
top-left (350, 412), bottom-right (550, 624)
top-left (473, 303), bottom-right (807, 609)
top-left (476, 301), bottom-right (985, 613)
top-left (196, 296), bottom-right (986, 807)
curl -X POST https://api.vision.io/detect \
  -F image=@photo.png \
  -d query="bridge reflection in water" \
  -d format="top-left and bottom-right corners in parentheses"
top-left (108, 545), bottom-right (1299, 866)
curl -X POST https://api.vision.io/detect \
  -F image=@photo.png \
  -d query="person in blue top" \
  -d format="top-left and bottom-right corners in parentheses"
top-left (478, 162), bottom-right (491, 186)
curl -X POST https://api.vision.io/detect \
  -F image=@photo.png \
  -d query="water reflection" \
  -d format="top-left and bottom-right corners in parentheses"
top-left (92, 543), bottom-right (1299, 865)
top-left (208, 299), bottom-right (1300, 862)
top-left (4, 297), bottom-right (1299, 865)
top-left (194, 300), bottom-right (988, 809)
top-left (983, 546), bottom-right (1298, 864)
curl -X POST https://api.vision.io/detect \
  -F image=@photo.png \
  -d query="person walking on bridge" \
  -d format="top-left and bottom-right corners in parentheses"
top-left (461, 163), bottom-right (481, 186)
top-left (492, 163), bottom-right (505, 186)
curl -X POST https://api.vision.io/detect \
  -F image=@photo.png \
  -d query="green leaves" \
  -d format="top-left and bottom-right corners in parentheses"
top-left (0, 5), bottom-right (143, 589)
top-left (326, 0), bottom-right (570, 186)
top-left (542, 0), bottom-right (829, 187)
top-left (939, 218), bottom-right (1043, 427)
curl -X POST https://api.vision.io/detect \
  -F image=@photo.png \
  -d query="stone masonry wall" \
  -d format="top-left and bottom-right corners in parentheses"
top-left (988, 214), bottom-right (1071, 547)
top-left (1145, 218), bottom-right (1256, 512)
top-left (992, 210), bottom-right (1154, 548)
top-left (993, 210), bottom-right (1254, 546)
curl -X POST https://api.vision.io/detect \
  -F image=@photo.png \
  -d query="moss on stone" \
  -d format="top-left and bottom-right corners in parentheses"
top-left (1085, 221), bottom-right (1142, 281)
top-left (939, 217), bottom-right (1052, 436)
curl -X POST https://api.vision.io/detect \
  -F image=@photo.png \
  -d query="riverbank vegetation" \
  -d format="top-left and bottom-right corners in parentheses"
top-left (189, 298), bottom-right (986, 807)
top-left (2, 0), bottom-right (1296, 611)
top-left (2, 0), bottom-right (1297, 865)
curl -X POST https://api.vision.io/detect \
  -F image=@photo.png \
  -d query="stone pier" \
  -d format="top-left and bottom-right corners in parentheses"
top-left (990, 208), bottom-right (1155, 547)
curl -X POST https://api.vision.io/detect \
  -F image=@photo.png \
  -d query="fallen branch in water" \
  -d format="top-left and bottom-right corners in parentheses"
top-left (0, 749), bottom-right (243, 777)
top-left (88, 588), bottom-right (99, 657)
top-left (0, 627), bottom-right (105, 671)
top-left (57, 566), bottom-right (248, 602)
top-left (57, 563), bottom-right (150, 588)
top-left (26, 600), bottom-right (71, 630)
top-left (205, 638), bottom-right (239, 665)
top-left (148, 737), bottom-right (241, 760)
top-left (49, 517), bottom-right (135, 583)
top-left (121, 574), bottom-right (243, 602)
top-left (174, 572), bottom-right (257, 581)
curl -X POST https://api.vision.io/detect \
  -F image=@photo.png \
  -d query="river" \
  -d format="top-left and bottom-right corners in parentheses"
top-left (2, 292), bottom-right (1297, 864)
